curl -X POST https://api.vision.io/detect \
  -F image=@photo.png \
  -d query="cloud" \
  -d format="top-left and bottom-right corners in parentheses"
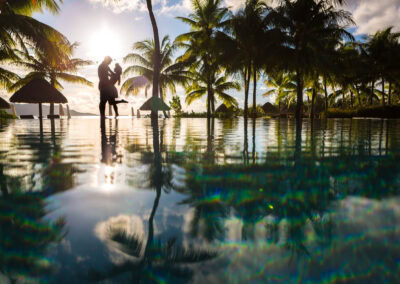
top-left (159, 0), bottom-right (192, 16)
top-left (345, 0), bottom-right (400, 35)
top-left (88, 0), bottom-right (146, 13)
top-left (94, 214), bottom-right (145, 264)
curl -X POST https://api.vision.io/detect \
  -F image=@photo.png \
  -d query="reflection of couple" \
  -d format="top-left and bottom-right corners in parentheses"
top-left (98, 56), bottom-right (128, 117)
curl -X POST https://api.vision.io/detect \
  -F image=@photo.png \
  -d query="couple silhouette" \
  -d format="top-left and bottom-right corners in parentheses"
top-left (98, 56), bottom-right (128, 117)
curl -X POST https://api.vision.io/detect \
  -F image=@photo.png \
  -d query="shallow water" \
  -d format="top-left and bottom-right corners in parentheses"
top-left (1, 117), bottom-right (400, 283)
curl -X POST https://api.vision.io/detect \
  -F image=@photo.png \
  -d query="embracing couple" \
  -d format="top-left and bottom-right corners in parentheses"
top-left (98, 56), bottom-right (128, 117)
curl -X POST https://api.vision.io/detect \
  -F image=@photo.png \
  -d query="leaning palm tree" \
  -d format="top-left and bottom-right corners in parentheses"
top-left (11, 42), bottom-right (93, 115)
top-left (186, 72), bottom-right (240, 113)
top-left (122, 36), bottom-right (190, 101)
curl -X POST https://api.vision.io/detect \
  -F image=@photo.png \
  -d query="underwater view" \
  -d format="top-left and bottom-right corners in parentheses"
top-left (0, 117), bottom-right (399, 283)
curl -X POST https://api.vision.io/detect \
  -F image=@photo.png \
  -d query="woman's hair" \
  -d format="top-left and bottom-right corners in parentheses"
top-left (114, 63), bottom-right (122, 76)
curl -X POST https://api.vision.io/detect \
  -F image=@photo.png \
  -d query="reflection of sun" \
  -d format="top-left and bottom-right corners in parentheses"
top-left (89, 25), bottom-right (123, 61)
top-left (102, 165), bottom-right (115, 192)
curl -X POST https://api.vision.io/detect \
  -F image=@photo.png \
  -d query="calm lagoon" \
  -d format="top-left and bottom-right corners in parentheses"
top-left (1, 117), bottom-right (400, 283)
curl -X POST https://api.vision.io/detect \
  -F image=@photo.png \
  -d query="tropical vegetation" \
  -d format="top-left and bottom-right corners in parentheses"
top-left (1, 0), bottom-right (400, 119)
top-left (0, 0), bottom-right (93, 116)
top-left (122, 36), bottom-right (189, 101)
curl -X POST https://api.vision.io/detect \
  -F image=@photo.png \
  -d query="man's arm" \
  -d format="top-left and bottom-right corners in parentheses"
top-left (107, 67), bottom-right (115, 76)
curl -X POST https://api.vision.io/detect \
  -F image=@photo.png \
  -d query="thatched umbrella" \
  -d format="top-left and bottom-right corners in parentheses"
top-left (139, 97), bottom-right (170, 112)
top-left (0, 97), bottom-right (10, 109)
top-left (215, 104), bottom-right (229, 113)
top-left (9, 79), bottom-right (67, 119)
top-left (262, 102), bottom-right (278, 114)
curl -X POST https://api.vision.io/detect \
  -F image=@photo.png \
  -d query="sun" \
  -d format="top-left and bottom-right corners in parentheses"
top-left (89, 25), bottom-right (124, 62)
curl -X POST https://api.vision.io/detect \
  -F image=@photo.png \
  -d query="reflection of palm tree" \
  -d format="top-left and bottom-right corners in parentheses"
top-left (88, 119), bottom-right (217, 282)
top-left (0, 163), bottom-right (66, 283)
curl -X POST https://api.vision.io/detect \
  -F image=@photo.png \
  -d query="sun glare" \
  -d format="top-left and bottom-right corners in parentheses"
top-left (89, 25), bottom-right (124, 62)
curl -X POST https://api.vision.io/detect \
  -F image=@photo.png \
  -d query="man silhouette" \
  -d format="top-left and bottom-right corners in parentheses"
top-left (98, 56), bottom-right (117, 117)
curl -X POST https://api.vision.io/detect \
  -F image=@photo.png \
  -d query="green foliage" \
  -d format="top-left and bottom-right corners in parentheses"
top-left (11, 43), bottom-right (93, 92)
top-left (326, 105), bottom-right (400, 118)
top-left (185, 73), bottom-right (240, 110)
top-left (0, 0), bottom-right (70, 92)
top-left (0, 109), bottom-right (15, 120)
top-left (122, 36), bottom-right (190, 100)
top-left (169, 95), bottom-right (183, 116)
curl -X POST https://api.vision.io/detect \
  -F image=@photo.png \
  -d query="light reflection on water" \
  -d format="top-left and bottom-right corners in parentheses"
top-left (0, 117), bottom-right (400, 283)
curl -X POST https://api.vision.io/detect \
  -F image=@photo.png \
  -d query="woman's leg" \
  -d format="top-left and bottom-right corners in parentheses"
top-left (109, 98), bottom-right (119, 116)
top-left (114, 99), bottom-right (128, 104)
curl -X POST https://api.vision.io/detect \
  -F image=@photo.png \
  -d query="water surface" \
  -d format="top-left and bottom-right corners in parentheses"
top-left (1, 118), bottom-right (400, 283)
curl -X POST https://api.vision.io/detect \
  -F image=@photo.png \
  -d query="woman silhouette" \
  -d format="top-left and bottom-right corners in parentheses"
top-left (107, 63), bottom-right (127, 117)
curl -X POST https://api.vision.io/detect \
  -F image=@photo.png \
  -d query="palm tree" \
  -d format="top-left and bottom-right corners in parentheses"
top-left (122, 36), bottom-right (190, 102)
top-left (217, 0), bottom-right (271, 119)
top-left (0, 0), bottom-right (65, 53)
top-left (268, 0), bottom-right (354, 121)
top-left (0, 48), bottom-right (19, 90)
top-left (12, 42), bottom-right (93, 115)
top-left (185, 72), bottom-right (240, 112)
top-left (144, 0), bottom-right (161, 119)
top-left (176, 0), bottom-right (229, 118)
top-left (263, 72), bottom-right (297, 111)
top-left (364, 27), bottom-right (400, 105)
top-left (0, 0), bottom-right (68, 91)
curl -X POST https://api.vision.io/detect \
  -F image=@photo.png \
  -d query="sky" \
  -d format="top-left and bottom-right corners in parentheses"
top-left (3, 0), bottom-right (400, 114)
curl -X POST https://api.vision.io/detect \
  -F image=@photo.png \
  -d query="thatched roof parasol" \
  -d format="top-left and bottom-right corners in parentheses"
top-left (215, 104), bottom-right (229, 113)
top-left (139, 97), bottom-right (170, 111)
top-left (262, 102), bottom-right (278, 114)
top-left (0, 97), bottom-right (10, 109)
top-left (10, 79), bottom-right (67, 104)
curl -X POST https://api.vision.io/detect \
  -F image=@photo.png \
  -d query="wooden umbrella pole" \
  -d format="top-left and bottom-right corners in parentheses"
top-left (59, 104), bottom-right (65, 117)
top-left (131, 107), bottom-right (134, 117)
top-left (67, 104), bottom-right (71, 119)
top-left (11, 104), bottom-right (17, 117)
top-left (38, 103), bottom-right (43, 119)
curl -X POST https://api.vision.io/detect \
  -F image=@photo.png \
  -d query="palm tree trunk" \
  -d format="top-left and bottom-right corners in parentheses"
top-left (381, 78), bottom-right (385, 106)
top-left (323, 77), bottom-right (328, 112)
top-left (350, 91), bottom-right (354, 108)
top-left (356, 85), bottom-right (362, 107)
top-left (323, 78), bottom-right (328, 110)
top-left (389, 81), bottom-right (392, 105)
top-left (311, 87), bottom-right (316, 120)
top-left (370, 80), bottom-right (375, 105)
top-left (146, 0), bottom-right (161, 119)
top-left (207, 83), bottom-right (211, 118)
top-left (211, 94), bottom-right (215, 114)
top-left (252, 64), bottom-right (257, 119)
top-left (244, 66), bottom-right (251, 118)
top-left (295, 69), bottom-right (303, 121)
top-left (342, 90), bottom-right (345, 109)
